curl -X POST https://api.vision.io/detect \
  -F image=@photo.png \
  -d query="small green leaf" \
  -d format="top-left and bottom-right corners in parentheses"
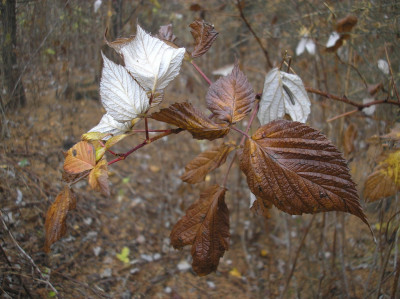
top-left (116, 246), bottom-right (130, 264)
top-left (18, 158), bottom-right (29, 167)
top-left (122, 177), bottom-right (130, 184)
top-left (48, 291), bottom-right (56, 298)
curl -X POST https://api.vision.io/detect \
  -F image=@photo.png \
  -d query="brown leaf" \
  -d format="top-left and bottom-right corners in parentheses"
top-left (343, 123), bottom-right (357, 157)
top-left (250, 195), bottom-right (273, 219)
top-left (104, 29), bottom-right (134, 53)
top-left (44, 187), bottom-right (76, 252)
top-left (181, 143), bottom-right (234, 184)
top-left (239, 120), bottom-right (369, 227)
top-left (336, 15), bottom-right (358, 33)
top-left (364, 170), bottom-right (399, 202)
top-left (364, 150), bottom-right (400, 202)
top-left (157, 24), bottom-right (177, 43)
top-left (189, 20), bottom-right (219, 58)
top-left (170, 185), bottom-right (229, 276)
top-left (150, 102), bottom-right (229, 140)
top-left (206, 62), bottom-right (255, 124)
top-left (88, 159), bottom-right (110, 196)
top-left (64, 141), bottom-right (96, 174)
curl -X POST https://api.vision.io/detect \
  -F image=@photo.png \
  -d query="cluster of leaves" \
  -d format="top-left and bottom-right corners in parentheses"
top-left (45, 20), bottom-right (371, 276)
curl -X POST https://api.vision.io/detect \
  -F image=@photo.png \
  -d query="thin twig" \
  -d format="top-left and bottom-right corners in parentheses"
top-left (306, 86), bottom-right (400, 109)
top-left (280, 215), bottom-right (315, 299)
top-left (108, 128), bottom-right (182, 165)
top-left (327, 108), bottom-right (358, 122)
top-left (0, 241), bottom-right (33, 298)
top-left (384, 43), bottom-right (400, 102)
top-left (236, 0), bottom-right (273, 68)
top-left (231, 126), bottom-right (250, 139)
top-left (0, 212), bottom-right (58, 295)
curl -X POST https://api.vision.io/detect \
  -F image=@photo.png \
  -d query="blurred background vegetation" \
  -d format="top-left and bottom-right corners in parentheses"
top-left (1, 0), bottom-right (400, 298)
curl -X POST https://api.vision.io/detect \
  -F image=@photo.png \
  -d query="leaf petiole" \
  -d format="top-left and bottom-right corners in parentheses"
top-left (191, 61), bottom-right (212, 85)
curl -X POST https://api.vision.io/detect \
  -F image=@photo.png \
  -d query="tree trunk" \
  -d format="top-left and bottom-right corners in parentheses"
top-left (0, 0), bottom-right (26, 111)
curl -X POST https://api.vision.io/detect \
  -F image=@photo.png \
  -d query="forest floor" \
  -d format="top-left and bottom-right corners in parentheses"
top-left (0, 74), bottom-right (396, 299)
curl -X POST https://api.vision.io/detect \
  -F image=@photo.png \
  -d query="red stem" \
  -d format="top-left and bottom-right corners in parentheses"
top-left (108, 129), bottom-right (182, 166)
top-left (231, 126), bottom-right (250, 139)
top-left (191, 61), bottom-right (212, 85)
top-left (306, 86), bottom-right (400, 109)
top-left (222, 101), bottom-right (259, 187)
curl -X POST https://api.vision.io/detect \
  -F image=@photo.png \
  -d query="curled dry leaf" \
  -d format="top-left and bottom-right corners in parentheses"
top-left (343, 123), bottom-right (357, 157)
top-left (364, 150), bottom-right (400, 202)
top-left (117, 24), bottom-right (185, 92)
top-left (250, 193), bottom-right (272, 219)
top-left (239, 119), bottom-right (370, 228)
top-left (335, 15), bottom-right (358, 33)
top-left (45, 187), bottom-right (77, 252)
top-left (64, 141), bottom-right (96, 174)
top-left (189, 20), bottom-right (219, 58)
top-left (157, 24), bottom-right (177, 43)
top-left (104, 28), bottom-right (134, 53)
top-left (206, 62), bottom-right (255, 124)
top-left (100, 53), bottom-right (149, 123)
top-left (181, 143), bottom-right (234, 184)
top-left (170, 185), bottom-right (229, 276)
top-left (89, 159), bottom-right (110, 196)
top-left (150, 102), bottom-right (230, 140)
top-left (258, 68), bottom-right (311, 125)
top-left (81, 132), bottom-right (110, 142)
top-left (89, 114), bottom-right (132, 139)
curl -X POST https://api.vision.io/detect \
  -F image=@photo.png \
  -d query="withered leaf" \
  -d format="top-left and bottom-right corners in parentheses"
top-left (170, 185), bottom-right (229, 276)
top-left (61, 170), bottom-right (90, 184)
top-left (250, 193), bottom-right (273, 219)
top-left (189, 20), bottom-right (219, 58)
top-left (44, 186), bottom-right (76, 252)
top-left (64, 141), bottom-right (96, 174)
top-left (104, 29), bottom-right (134, 53)
top-left (364, 150), bottom-right (400, 202)
top-left (206, 62), bottom-right (255, 124)
top-left (150, 102), bottom-right (229, 140)
top-left (239, 119), bottom-right (369, 227)
top-left (336, 15), bottom-right (358, 33)
top-left (88, 159), bottom-right (110, 196)
top-left (343, 123), bottom-right (357, 157)
top-left (181, 143), bottom-right (234, 184)
top-left (157, 24), bottom-right (177, 43)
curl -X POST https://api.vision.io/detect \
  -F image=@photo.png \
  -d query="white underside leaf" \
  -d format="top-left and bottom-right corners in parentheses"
top-left (89, 114), bottom-right (131, 139)
top-left (257, 68), bottom-right (311, 125)
top-left (119, 24), bottom-right (186, 92)
top-left (100, 53), bottom-right (149, 123)
top-left (326, 31), bottom-right (340, 48)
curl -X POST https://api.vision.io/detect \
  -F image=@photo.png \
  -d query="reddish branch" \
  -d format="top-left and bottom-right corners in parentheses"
top-left (108, 128), bottom-right (182, 165)
top-left (305, 86), bottom-right (400, 109)
top-left (191, 60), bottom-right (212, 85)
top-left (236, 0), bottom-right (273, 69)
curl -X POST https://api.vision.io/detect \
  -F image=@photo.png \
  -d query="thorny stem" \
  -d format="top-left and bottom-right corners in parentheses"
top-left (108, 128), bottom-right (182, 166)
top-left (191, 60), bottom-right (212, 85)
top-left (236, 0), bottom-right (273, 69)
